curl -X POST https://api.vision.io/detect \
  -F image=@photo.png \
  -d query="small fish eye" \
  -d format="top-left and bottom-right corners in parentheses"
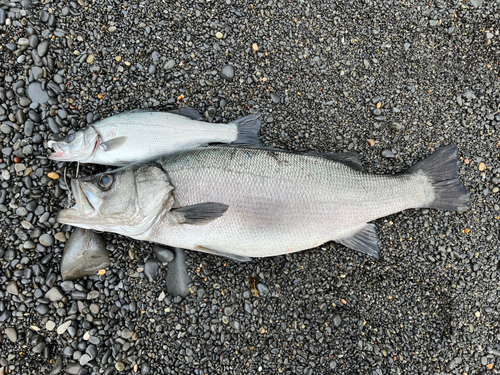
top-left (66, 133), bottom-right (75, 142)
top-left (98, 174), bottom-right (113, 190)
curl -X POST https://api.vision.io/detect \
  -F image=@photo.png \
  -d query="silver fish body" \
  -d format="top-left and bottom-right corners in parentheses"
top-left (48, 110), bottom-right (261, 166)
top-left (58, 145), bottom-right (469, 260)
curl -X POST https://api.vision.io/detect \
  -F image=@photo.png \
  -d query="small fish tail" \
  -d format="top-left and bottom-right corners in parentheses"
top-left (407, 144), bottom-right (470, 211)
top-left (231, 113), bottom-right (262, 146)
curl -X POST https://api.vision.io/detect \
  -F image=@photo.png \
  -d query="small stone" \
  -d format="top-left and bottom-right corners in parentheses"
top-left (164, 59), bottom-right (175, 71)
top-left (153, 245), bottom-right (175, 263)
top-left (39, 233), bottom-right (54, 246)
top-left (50, 355), bottom-right (63, 375)
top-left (55, 232), bottom-right (67, 242)
top-left (48, 172), bottom-right (59, 179)
top-left (389, 121), bottom-right (404, 131)
top-left (56, 320), bottom-right (72, 335)
top-left (37, 40), bottom-right (50, 57)
top-left (381, 149), bottom-right (395, 158)
top-left (115, 361), bottom-right (125, 371)
top-left (46, 320), bottom-right (56, 331)
top-left (333, 314), bottom-right (341, 327)
top-left (121, 328), bottom-right (134, 339)
top-left (220, 65), bottom-right (235, 81)
top-left (478, 162), bottom-right (486, 171)
top-left (367, 139), bottom-right (375, 147)
top-left (166, 247), bottom-right (191, 298)
top-left (271, 93), bottom-right (281, 103)
top-left (108, 26), bottom-right (117, 32)
top-left (65, 363), bottom-right (81, 375)
top-left (45, 286), bottom-right (64, 302)
top-left (6, 281), bottom-right (19, 295)
top-left (144, 258), bottom-right (159, 282)
top-left (86, 54), bottom-right (95, 64)
top-left (215, 32), bottom-right (223, 39)
top-left (4, 328), bottom-right (18, 342)
top-left (252, 43), bottom-right (259, 52)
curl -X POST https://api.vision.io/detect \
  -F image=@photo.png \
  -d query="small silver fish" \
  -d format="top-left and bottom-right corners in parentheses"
top-left (48, 109), bottom-right (261, 166)
top-left (57, 145), bottom-right (469, 261)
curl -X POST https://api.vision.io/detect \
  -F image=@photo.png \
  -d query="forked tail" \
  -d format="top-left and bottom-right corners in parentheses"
top-left (231, 113), bottom-right (262, 146)
top-left (406, 145), bottom-right (470, 211)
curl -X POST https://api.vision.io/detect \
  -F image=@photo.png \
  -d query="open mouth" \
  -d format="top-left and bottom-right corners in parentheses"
top-left (47, 141), bottom-right (67, 159)
top-left (68, 179), bottom-right (100, 216)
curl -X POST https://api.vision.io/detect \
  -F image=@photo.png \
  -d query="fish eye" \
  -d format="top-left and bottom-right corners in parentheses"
top-left (66, 133), bottom-right (75, 142)
top-left (98, 174), bottom-right (113, 190)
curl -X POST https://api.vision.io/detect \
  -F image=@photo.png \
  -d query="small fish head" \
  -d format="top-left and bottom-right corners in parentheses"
top-left (58, 164), bottom-right (174, 235)
top-left (48, 127), bottom-right (99, 162)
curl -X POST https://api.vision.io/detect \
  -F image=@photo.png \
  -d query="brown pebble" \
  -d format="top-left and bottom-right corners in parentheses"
top-left (48, 172), bottom-right (59, 179)
top-left (478, 162), bottom-right (486, 171)
top-left (367, 139), bottom-right (375, 147)
top-left (14, 157), bottom-right (21, 163)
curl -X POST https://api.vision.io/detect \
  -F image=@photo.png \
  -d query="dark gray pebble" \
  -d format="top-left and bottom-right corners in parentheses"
top-left (144, 258), bottom-right (159, 282)
top-left (220, 65), bottom-right (235, 80)
top-left (165, 248), bottom-right (191, 297)
top-left (60, 229), bottom-right (110, 281)
top-left (153, 245), bottom-right (175, 263)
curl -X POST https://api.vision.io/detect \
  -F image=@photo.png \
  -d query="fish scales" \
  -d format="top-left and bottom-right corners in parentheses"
top-left (141, 147), bottom-right (431, 257)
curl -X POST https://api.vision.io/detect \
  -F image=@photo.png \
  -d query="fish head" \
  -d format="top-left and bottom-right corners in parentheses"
top-left (58, 164), bottom-right (174, 235)
top-left (48, 127), bottom-right (100, 162)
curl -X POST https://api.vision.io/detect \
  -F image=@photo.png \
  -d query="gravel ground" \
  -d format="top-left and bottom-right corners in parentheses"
top-left (1, 0), bottom-right (500, 374)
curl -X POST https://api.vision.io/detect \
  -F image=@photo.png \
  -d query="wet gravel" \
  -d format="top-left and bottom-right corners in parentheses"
top-left (1, 0), bottom-right (500, 374)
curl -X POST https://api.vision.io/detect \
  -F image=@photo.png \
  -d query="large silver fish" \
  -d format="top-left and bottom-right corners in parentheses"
top-left (57, 145), bottom-right (469, 261)
top-left (48, 109), bottom-right (261, 166)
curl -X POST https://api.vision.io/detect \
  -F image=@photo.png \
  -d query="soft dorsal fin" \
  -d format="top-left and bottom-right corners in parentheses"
top-left (167, 107), bottom-right (202, 120)
top-left (306, 151), bottom-right (363, 171)
top-left (336, 223), bottom-right (380, 258)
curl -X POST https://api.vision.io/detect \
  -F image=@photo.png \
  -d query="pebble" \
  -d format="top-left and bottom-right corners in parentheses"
top-left (165, 248), bottom-right (191, 297)
top-left (45, 286), bottom-right (64, 302)
top-left (333, 315), bottom-right (341, 327)
top-left (153, 245), bottom-right (174, 263)
top-left (108, 26), bottom-right (117, 32)
top-left (37, 40), bottom-right (50, 57)
top-left (215, 32), bottom-right (223, 39)
top-left (381, 149), bottom-right (395, 158)
top-left (121, 328), bottom-right (134, 340)
top-left (164, 59), bottom-right (175, 71)
top-left (115, 362), bottom-right (125, 371)
top-left (39, 233), bottom-right (54, 246)
top-left (46, 320), bottom-right (56, 331)
top-left (5, 328), bottom-right (18, 343)
top-left (271, 93), bottom-right (281, 103)
top-left (26, 82), bottom-right (50, 103)
top-left (6, 281), bottom-right (19, 295)
top-left (56, 320), bottom-right (72, 335)
top-left (144, 258), bottom-right (159, 282)
top-left (60, 229), bottom-right (109, 280)
top-left (220, 65), bottom-right (235, 81)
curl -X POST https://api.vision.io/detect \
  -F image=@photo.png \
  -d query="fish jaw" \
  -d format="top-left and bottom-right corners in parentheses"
top-left (58, 179), bottom-right (102, 228)
top-left (47, 140), bottom-right (71, 161)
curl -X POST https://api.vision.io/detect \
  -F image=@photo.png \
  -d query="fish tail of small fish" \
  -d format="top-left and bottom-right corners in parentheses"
top-left (406, 144), bottom-right (470, 211)
top-left (230, 113), bottom-right (262, 146)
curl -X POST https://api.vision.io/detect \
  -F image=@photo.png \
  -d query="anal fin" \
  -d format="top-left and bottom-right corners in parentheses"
top-left (195, 245), bottom-right (252, 262)
top-left (336, 223), bottom-right (380, 259)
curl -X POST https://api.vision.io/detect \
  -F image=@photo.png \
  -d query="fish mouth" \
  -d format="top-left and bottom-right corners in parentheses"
top-left (47, 140), bottom-right (68, 160)
top-left (57, 180), bottom-right (100, 226)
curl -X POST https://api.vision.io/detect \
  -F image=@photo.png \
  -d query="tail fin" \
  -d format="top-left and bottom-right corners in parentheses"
top-left (231, 113), bottom-right (262, 146)
top-left (406, 145), bottom-right (470, 211)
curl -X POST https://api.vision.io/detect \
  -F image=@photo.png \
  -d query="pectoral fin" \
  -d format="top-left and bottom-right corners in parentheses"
top-left (336, 224), bottom-right (380, 259)
top-left (195, 245), bottom-right (252, 262)
top-left (101, 136), bottom-right (128, 151)
top-left (170, 202), bottom-right (229, 225)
